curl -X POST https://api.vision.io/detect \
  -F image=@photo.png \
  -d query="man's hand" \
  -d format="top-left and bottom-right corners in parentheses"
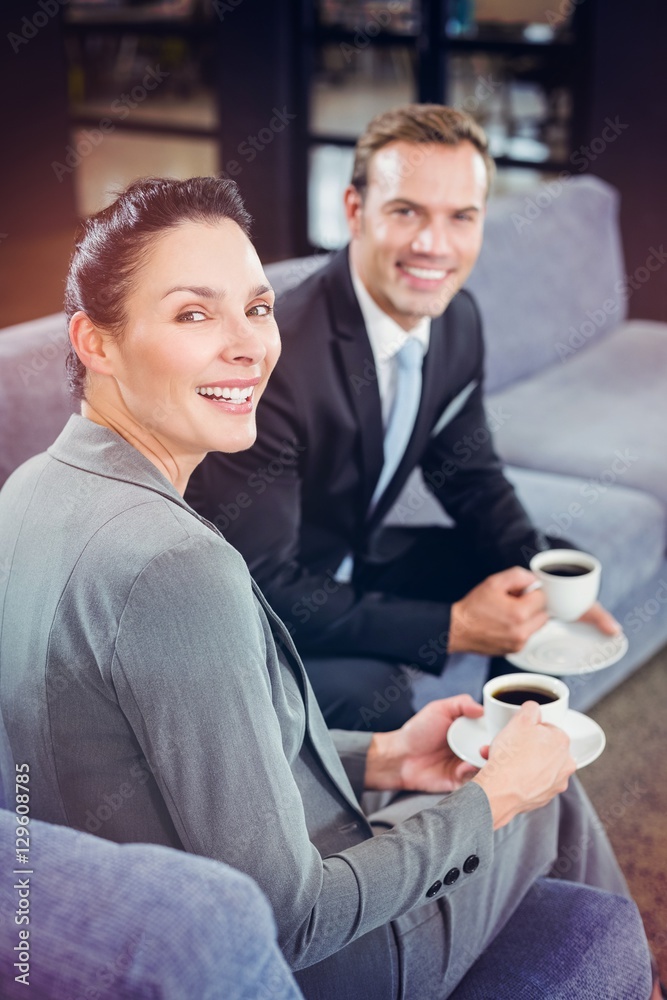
top-left (364, 695), bottom-right (484, 793)
top-left (448, 567), bottom-right (549, 656)
top-left (578, 601), bottom-right (621, 635)
top-left (472, 701), bottom-right (576, 830)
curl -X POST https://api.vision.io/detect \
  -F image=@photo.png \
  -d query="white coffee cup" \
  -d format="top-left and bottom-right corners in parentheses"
top-left (483, 672), bottom-right (569, 738)
top-left (529, 548), bottom-right (600, 622)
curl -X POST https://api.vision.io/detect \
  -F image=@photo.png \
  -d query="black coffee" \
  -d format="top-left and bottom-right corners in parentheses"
top-left (542, 563), bottom-right (590, 577)
top-left (493, 687), bottom-right (558, 706)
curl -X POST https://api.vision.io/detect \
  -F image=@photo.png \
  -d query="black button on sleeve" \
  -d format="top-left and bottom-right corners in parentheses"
top-left (443, 867), bottom-right (460, 885)
top-left (463, 855), bottom-right (480, 874)
top-left (426, 880), bottom-right (442, 898)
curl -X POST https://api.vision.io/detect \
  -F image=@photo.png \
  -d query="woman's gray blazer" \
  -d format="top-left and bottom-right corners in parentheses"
top-left (0, 416), bottom-right (493, 998)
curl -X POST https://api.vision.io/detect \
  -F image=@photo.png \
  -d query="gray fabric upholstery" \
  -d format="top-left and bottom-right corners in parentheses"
top-left (466, 175), bottom-right (627, 393)
top-left (0, 313), bottom-right (73, 488)
top-left (449, 880), bottom-right (652, 1000)
top-left (490, 320), bottom-right (667, 509)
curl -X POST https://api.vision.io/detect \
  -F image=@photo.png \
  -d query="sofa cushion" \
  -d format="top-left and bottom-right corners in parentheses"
top-left (466, 175), bottom-right (627, 394)
top-left (0, 313), bottom-right (74, 488)
top-left (0, 809), bottom-right (304, 1000)
top-left (489, 320), bottom-right (667, 511)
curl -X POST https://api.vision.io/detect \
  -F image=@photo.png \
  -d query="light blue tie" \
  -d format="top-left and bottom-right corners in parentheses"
top-left (369, 335), bottom-right (424, 515)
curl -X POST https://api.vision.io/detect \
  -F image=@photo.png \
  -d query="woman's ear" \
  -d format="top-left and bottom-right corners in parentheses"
top-left (68, 311), bottom-right (115, 377)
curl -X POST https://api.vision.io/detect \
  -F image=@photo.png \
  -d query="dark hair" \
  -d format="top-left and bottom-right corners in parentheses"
top-left (351, 103), bottom-right (495, 196)
top-left (64, 176), bottom-right (252, 400)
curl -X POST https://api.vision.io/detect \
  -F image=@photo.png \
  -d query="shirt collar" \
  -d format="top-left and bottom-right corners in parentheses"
top-left (350, 259), bottom-right (431, 366)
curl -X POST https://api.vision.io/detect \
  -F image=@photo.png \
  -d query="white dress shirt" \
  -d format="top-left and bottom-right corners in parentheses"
top-left (350, 263), bottom-right (431, 428)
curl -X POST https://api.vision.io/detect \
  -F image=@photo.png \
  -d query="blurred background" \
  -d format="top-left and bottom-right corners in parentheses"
top-left (0, 0), bottom-right (664, 328)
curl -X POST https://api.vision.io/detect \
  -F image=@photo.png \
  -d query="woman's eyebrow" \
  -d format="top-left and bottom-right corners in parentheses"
top-left (161, 285), bottom-right (226, 300)
top-left (161, 283), bottom-right (273, 300)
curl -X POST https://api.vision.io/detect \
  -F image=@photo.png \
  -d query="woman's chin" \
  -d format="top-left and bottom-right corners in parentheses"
top-left (206, 425), bottom-right (257, 455)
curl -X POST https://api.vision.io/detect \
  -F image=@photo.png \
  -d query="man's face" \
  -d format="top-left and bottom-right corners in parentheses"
top-left (345, 140), bottom-right (487, 331)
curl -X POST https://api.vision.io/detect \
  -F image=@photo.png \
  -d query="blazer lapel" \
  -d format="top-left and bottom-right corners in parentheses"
top-left (250, 579), bottom-right (368, 820)
top-left (324, 250), bottom-right (385, 515)
top-left (367, 310), bottom-right (447, 528)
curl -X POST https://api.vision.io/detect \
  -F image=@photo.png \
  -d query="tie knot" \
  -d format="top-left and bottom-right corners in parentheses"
top-left (396, 336), bottom-right (423, 371)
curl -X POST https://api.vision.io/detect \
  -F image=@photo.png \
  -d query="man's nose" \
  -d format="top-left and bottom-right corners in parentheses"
top-left (411, 218), bottom-right (452, 256)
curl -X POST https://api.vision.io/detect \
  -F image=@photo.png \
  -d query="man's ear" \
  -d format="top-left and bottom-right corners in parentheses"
top-left (343, 185), bottom-right (364, 241)
top-left (68, 311), bottom-right (116, 377)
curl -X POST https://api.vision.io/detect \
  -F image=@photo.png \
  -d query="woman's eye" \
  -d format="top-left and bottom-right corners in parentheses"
top-left (247, 303), bottom-right (274, 317)
top-left (176, 309), bottom-right (207, 323)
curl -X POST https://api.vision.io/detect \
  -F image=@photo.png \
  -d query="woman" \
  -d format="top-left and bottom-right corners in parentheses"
top-left (0, 178), bottom-right (651, 1000)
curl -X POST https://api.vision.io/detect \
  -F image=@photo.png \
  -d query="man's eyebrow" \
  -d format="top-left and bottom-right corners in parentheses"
top-left (384, 198), bottom-right (423, 210)
top-left (383, 199), bottom-right (482, 213)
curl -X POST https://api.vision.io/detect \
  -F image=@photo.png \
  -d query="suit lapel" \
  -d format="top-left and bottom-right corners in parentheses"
top-left (367, 310), bottom-right (447, 528)
top-left (250, 579), bottom-right (368, 820)
top-left (324, 250), bottom-right (385, 514)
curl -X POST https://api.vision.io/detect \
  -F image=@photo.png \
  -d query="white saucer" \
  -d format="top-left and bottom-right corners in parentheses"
top-left (447, 710), bottom-right (606, 770)
top-left (506, 620), bottom-right (628, 676)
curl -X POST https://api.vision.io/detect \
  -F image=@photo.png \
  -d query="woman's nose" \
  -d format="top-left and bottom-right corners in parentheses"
top-left (221, 317), bottom-right (267, 366)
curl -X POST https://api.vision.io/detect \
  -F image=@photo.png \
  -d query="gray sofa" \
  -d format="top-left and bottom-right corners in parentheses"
top-left (1, 176), bottom-right (665, 714)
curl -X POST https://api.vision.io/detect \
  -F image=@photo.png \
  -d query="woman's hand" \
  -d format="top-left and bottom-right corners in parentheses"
top-left (364, 695), bottom-right (484, 793)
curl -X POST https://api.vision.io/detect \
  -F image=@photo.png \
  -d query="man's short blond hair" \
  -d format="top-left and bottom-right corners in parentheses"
top-left (351, 103), bottom-right (495, 195)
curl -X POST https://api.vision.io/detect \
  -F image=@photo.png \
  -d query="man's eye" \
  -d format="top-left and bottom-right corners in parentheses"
top-left (455, 213), bottom-right (474, 222)
top-left (177, 310), bottom-right (207, 322)
top-left (394, 207), bottom-right (415, 217)
top-left (247, 303), bottom-right (274, 317)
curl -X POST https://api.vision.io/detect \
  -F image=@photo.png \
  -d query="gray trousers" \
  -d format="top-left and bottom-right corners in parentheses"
top-left (366, 777), bottom-right (630, 999)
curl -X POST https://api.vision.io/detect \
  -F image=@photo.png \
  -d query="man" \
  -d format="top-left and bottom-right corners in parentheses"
top-left (186, 104), bottom-right (618, 730)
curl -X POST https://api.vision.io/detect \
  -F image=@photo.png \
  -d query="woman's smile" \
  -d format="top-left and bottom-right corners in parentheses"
top-left (194, 377), bottom-right (261, 414)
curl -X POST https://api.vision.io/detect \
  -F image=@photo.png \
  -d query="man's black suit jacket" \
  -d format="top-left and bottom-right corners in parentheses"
top-left (186, 248), bottom-right (545, 673)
